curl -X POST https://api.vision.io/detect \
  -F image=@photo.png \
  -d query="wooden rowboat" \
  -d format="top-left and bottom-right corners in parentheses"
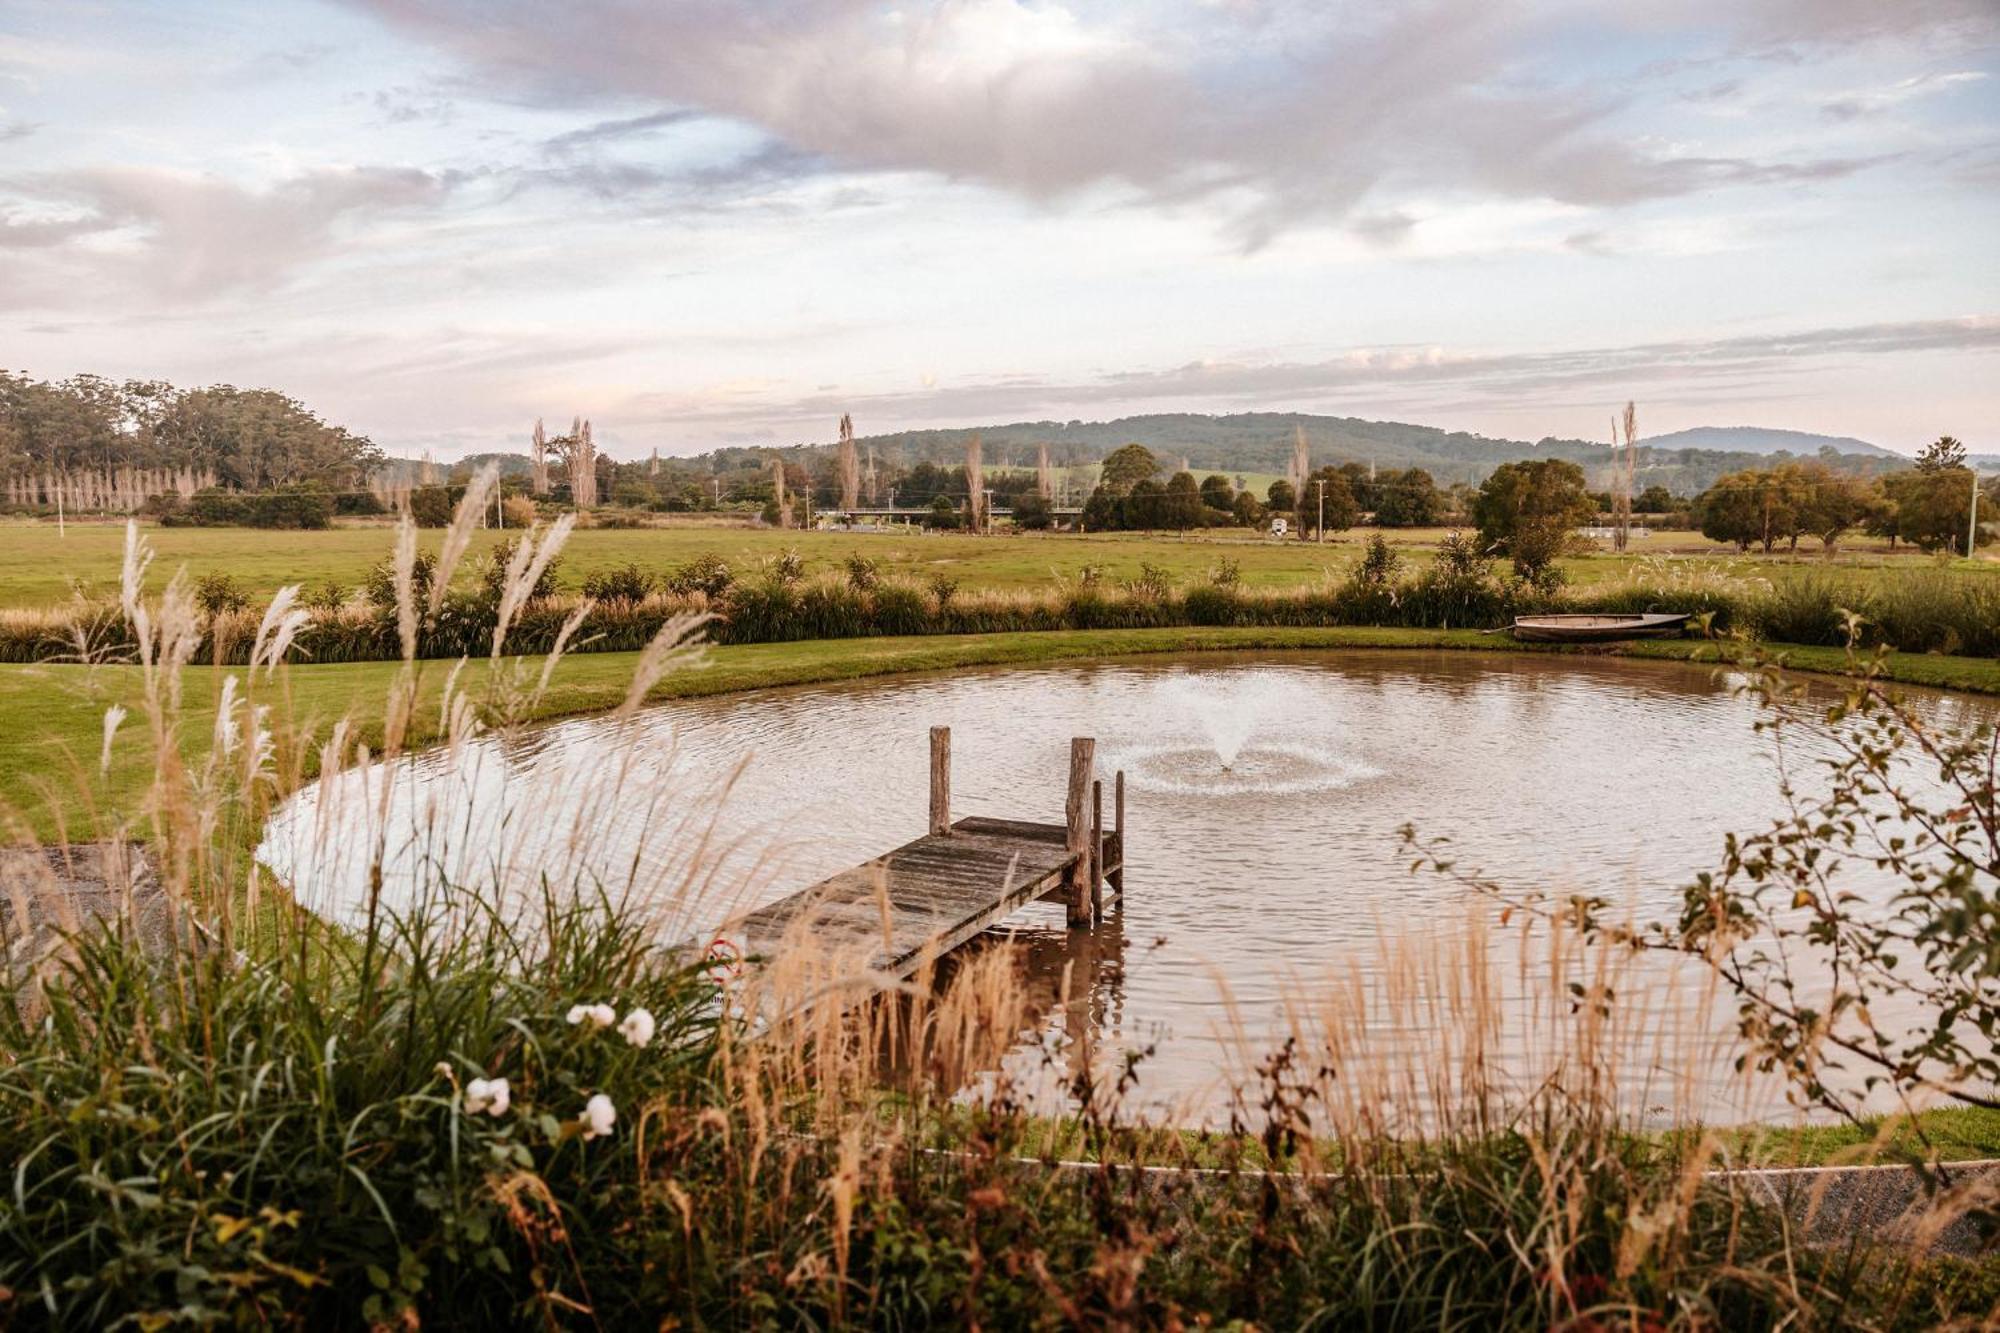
top-left (1510, 612), bottom-right (1689, 643)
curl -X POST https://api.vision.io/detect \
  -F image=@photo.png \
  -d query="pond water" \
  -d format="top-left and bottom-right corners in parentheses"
top-left (261, 651), bottom-right (1996, 1125)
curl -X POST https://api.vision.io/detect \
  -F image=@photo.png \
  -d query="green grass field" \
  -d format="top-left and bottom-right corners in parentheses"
top-left (3, 515), bottom-right (1993, 610)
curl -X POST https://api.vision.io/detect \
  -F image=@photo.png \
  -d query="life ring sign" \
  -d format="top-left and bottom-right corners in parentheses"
top-left (703, 933), bottom-right (746, 986)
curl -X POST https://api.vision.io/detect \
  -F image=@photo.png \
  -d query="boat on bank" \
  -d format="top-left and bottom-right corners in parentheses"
top-left (1509, 612), bottom-right (1690, 642)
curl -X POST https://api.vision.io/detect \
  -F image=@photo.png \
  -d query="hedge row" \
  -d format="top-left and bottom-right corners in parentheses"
top-left (7, 562), bottom-right (1997, 667)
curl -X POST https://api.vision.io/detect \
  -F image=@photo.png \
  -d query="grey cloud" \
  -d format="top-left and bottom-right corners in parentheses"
top-left (528, 140), bottom-right (835, 214)
top-left (543, 109), bottom-right (702, 155)
top-left (0, 165), bottom-right (455, 300)
top-left (1349, 211), bottom-right (1416, 247)
top-left (372, 86), bottom-right (456, 125)
top-left (0, 119), bottom-right (37, 143)
top-left (344, 0), bottom-right (1946, 243)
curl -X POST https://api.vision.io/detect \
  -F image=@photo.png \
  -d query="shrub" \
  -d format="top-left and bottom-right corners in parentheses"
top-left (306, 579), bottom-right (348, 613)
top-left (926, 571), bottom-right (959, 610)
top-left (844, 553), bottom-right (880, 590)
top-left (365, 552), bottom-right (436, 613)
top-left (665, 553), bottom-right (733, 598)
top-left (1011, 492), bottom-right (1053, 530)
top-left (770, 547), bottom-right (806, 587)
top-left (482, 537), bottom-right (564, 604)
top-left (1867, 571), bottom-right (2000, 657)
top-left (1126, 562), bottom-right (1175, 603)
top-left (1355, 533), bottom-right (1400, 585)
top-left (1406, 531), bottom-right (1504, 629)
top-left (1182, 584), bottom-right (1239, 626)
top-left (407, 486), bottom-right (454, 527)
top-left (500, 495), bottom-right (538, 527)
top-left (193, 572), bottom-right (250, 617)
top-left (1750, 573), bottom-right (1849, 647)
top-left (1208, 556), bottom-right (1242, 589)
top-left (797, 577), bottom-right (869, 638)
top-left (870, 579), bottom-right (930, 635)
top-left (581, 563), bottom-right (656, 603)
top-left (720, 579), bottom-right (801, 642)
top-left (169, 487), bottom-right (334, 530)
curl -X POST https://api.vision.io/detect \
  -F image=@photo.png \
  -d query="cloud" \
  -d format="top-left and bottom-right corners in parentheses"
top-left (343, 0), bottom-right (1965, 243)
top-left (542, 108), bottom-right (703, 155)
top-left (0, 165), bottom-right (455, 301)
top-left (1822, 69), bottom-right (1987, 120)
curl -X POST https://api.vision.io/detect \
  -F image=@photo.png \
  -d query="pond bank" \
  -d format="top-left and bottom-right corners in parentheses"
top-left (5, 626), bottom-right (1998, 843)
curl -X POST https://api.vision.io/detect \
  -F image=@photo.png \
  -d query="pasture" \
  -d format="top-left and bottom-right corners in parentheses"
top-left (3, 515), bottom-right (1992, 610)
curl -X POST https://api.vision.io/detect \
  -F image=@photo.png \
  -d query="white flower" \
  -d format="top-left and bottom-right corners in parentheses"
top-left (566, 1002), bottom-right (616, 1029)
top-left (465, 1077), bottom-right (511, 1117)
top-left (618, 1007), bottom-right (656, 1048)
top-left (580, 1093), bottom-right (616, 1140)
top-left (433, 1061), bottom-right (453, 1080)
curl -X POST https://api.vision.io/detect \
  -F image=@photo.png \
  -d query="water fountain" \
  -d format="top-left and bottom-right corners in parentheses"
top-left (1111, 675), bottom-right (1379, 797)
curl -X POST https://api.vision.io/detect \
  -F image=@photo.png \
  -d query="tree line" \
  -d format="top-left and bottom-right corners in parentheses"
top-left (1, 371), bottom-right (381, 493)
top-left (1692, 436), bottom-right (1992, 555)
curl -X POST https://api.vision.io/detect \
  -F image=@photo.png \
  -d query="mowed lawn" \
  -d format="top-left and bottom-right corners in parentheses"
top-left (3, 517), bottom-right (1994, 609)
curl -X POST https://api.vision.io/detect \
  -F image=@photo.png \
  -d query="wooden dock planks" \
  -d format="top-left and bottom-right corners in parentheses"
top-left (728, 815), bottom-right (1118, 979)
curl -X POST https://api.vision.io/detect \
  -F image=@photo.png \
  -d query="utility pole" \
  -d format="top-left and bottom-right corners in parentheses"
top-left (1315, 478), bottom-right (1326, 544)
top-left (1971, 468), bottom-right (1983, 558)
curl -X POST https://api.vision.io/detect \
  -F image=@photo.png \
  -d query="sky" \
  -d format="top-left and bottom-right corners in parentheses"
top-left (1, 0), bottom-right (1996, 460)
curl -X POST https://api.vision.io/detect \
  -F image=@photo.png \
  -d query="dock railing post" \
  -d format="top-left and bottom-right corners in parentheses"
top-left (1064, 737), bottom-right (1095, 926)
top-left (1111, 770), bottom-right (1125, 897)
top-left (929, 726), bottom-right (951, 836)
top-left (1091, 778), bottom-right (1104, 921)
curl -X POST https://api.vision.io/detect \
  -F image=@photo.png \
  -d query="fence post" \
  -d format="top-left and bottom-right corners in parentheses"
top-left (1064, 738), bottom-right (1095, 926)
top-left (929, 726), bottom-right (951, 836)
top-left (1110, 770), bottom-right (1125, 897)
top-left (1091, 778), bottom-right (1104, 921)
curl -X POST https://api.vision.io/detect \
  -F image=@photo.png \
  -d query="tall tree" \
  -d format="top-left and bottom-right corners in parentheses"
top-left (837, 413), bottom-right (859, 510)
top-left (530, 418), bottom-right (550, 495)
top-left (1297, 466), bottom-right (1359, 536)
top-left (1162, 471), bottom-right (1206, 530)
top-left (1372, 468), bottom-right (1444, 527)
top-left (1098, 443), bottom-right (1159, 496)
top-left (1915, 436), bottom-right (1967, 473)
top-left (1473, 459), bottom-right (1594, 578)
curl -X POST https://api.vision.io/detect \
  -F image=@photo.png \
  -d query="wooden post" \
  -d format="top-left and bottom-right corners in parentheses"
top-left (1064, 737), bottom-right (1094, 926)
top-left (929, 726), bottom-right (951, 836)
top-left (1110, 770), bottom-right (1125, 897)
top-left (1091, 779), bottom-right (1104, 921)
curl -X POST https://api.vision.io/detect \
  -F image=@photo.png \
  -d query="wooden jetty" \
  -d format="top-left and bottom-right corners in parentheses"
top-left (722, 729), bottom-right (1125, 982)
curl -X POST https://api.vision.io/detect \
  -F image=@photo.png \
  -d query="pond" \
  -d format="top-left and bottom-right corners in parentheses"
top-left (261, 650), bottom-right (1996, 1125)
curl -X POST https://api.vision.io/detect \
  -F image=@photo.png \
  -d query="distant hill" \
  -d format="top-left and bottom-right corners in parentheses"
top-left (391, 413), bottom-right (1950, 499)
top-left (1639, 426), bottom-right (1896, 458)
top-left (848, 413), bottom-right (1593, 485)
top-left (837, 413), bottom-right (1901, 495)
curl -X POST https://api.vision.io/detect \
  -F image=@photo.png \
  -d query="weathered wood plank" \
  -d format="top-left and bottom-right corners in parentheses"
top-left (728, 816), bottom-right (1080, 978)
